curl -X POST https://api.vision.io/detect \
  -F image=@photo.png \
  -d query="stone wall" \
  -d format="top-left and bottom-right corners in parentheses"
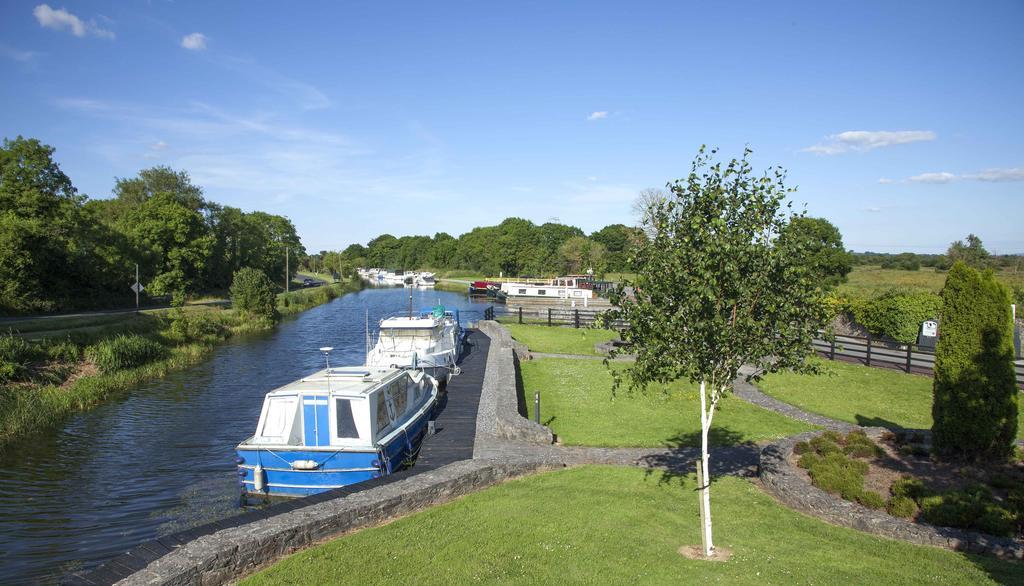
top-left (116, 459), bottom-right (561, 585)
top-left (474, 321), bottom-right (554, 446)
top-left (759, 432), bottom-right (1024, 560)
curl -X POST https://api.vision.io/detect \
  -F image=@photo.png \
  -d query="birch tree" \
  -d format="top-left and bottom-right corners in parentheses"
top-left (608, 147), bottom-right (829, 557)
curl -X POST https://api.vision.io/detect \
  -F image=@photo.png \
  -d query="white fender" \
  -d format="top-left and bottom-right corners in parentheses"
top-left (290, 460), bottom-right (320, 470)
top-left (253, 464), bottom-right (266, 491)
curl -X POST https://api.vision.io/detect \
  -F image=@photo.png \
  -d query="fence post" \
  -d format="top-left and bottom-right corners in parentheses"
top-left (534, 392), bottom-right (540, 424)
top-left (518, 306), bottom-right (523, 324)
top-left (548, 307), bottom-right (552, 327)
top-left (574, 309), bottom-right (580, 329)
top-left (830, 338), bottom-right (836, 360)
top-left (865, 334), bottom-right (872, 367)
top-left (905, 344), bottom-right (913, 373)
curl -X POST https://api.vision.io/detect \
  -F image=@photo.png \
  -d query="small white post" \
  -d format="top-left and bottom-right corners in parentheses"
top-left (135, 263), bottom-right (139, 311)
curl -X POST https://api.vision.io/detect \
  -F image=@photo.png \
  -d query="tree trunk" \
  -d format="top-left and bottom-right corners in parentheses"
top-left (698, 379), bottom-right (714, 556)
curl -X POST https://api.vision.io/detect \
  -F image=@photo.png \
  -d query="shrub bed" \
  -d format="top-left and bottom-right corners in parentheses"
top-left (795, 430), bottom-right (887, 509)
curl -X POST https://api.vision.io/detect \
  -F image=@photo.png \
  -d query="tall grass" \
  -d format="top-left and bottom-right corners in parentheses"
top-left (85, 335), bottom-right (166, 373)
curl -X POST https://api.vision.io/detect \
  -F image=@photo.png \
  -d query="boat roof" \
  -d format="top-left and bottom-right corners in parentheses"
top-left (379, 315), bottom-right (441, 328)
top-left (265, 365), bottom-right (406, 398)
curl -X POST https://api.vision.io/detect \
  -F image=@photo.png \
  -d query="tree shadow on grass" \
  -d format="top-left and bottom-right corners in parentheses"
top-left (638, 426), bottom-right (761, 486)
top-left (854, 414), bottom-right (908, 430)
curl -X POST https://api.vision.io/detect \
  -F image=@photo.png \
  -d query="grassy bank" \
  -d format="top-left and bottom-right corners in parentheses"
top-left (838, 265), bottom-right (1024, 299)
top-left (758, 358), bottom-right (1024, 438)
top-left (519, 358), bottom-right (815, 447)
top-left (243, 466), bottom-right (1018, 585)
top-left (501, 323), bottom-right (619, 356)
top-left (0, 279), bottom-right (361, 453)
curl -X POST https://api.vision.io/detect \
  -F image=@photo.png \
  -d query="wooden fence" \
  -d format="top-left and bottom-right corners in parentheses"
top-left (484, 304), bottom-right (1024, 388)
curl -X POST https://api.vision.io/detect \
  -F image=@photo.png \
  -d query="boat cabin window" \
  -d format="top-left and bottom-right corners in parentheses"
top-left (518, 288), bottom-right (526, 294)
top-left (255, 396), bottom-right (300, 445)
top-left (389, 380), bottom-right (408, 416)
top-left (375, 392), bottom-right (392, 431)
top-left (383, 327), bottom-right (434, 338)
top-left (538, 289), bottom-right (546, 295)
top-left (334, 398), bottom-right (360, 439)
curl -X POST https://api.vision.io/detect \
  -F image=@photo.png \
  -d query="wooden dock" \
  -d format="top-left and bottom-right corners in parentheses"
top-left (73, 330), bottom-right (490, 585)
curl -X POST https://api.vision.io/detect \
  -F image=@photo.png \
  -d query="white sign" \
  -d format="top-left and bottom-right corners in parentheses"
top-left (131, 283), bottom-right (145, 294)
top-left (921, 320), bottom-right (938, 337)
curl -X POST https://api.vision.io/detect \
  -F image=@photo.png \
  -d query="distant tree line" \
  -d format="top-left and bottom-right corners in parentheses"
top-left (0, 136), bottom-right (305, 315)
top-left (852, 234), bottom-right (1021, 272)
top-left (309, 218), bottom-right (644, 279)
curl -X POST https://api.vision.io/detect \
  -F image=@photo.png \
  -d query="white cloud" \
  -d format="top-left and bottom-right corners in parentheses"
top-left (877, 177), bottom-right (894, 184)
top-left (150, 140), bottom-right (169, 150)
top-left (865, 207), bottom-right (882, 213)
top-left (966, 167), bottom-right (1024, 182)
top-left (899, 167), bottom-right (1024, 184)
top-left (0, 44), bottom-right (39, 62)
top-left (803, 130), bottom-right (935, 155)
top-left (181, 33), bottom-right (207, 51)
top-left (33, 4), bottom-right (114, 39)
top-left (586, 111), bottom-right (608, 121)
top-left (908, 172), bottom-right (956, 184)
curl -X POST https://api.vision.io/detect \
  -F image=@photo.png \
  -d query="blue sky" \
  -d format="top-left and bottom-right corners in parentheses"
top-left (2, 1), bottom-right (1022, 254)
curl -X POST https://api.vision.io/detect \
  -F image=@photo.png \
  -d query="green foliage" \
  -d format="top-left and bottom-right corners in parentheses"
top-left (880, 253), bottom-right (921, 271)
top-left (85, 334), bottom-right (166, 373)
top-left (558, 236), bottom-right (607, 275)
top-left (0, 333), bottom-right (42, 382)
top-left (797, 431), bottom-right (885, 506)
top-left (852, 287), bottom-right (941, 344)
top-left (793, 440), bottom-right (811, 454)
top-left (608, 146), bottom-right (830, 397)
top-left (43, 338), bottom-right (81, 364)
top-left (778, 216), bottom-right (854, 287)
top-left (932, 262), bottom-right (1019, 462)
top-left (891, 476), bottom-right (928, 501)
top-left (919, 486), bottom-right (1016, 537)
top-left (808, 452), bottom-right (869, 500)
top-left (946, 234), bottom-right (990, 269)
top-left (164, 310), bottom-right (230, 345)
top-left (887, 495), bottom-right (919, 518)
top-left (857, 491), bottom-right (886, 510)
top-left (230, 267), bottom-right (278, 320)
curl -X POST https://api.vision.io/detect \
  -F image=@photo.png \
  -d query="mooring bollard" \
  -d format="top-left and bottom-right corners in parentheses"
top-left (574, 309), bottom-right (580, 328)
top-left (518, 306), bottom-right (523, 324)
top-left (548, 307), bottom-right (552, 326)
top-left (534, 392), bottom-right (540, 424)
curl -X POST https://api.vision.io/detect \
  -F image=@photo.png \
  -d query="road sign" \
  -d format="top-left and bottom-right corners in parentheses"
top-left (131, 283), bottom-right (144, 294)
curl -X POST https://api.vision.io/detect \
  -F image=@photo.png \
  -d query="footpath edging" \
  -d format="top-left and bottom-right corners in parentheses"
top-left (474, 321), bottom-right (554, 446)
top-left (759, 432), bottom-right (1024, 560)
top-left (112, 459), bottom-right (561, 585)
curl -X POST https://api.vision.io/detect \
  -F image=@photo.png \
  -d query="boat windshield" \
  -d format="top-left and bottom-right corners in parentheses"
top-left (381, 326), bottom-right (440, 338)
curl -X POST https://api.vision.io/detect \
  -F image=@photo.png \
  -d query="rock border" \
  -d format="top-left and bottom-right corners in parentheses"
top-left (759, 431), bottom-right (1024, 560)
top-left (474, 321), bottom-right (554, 446)
top-left (112, 459), bottom-right (562, 585)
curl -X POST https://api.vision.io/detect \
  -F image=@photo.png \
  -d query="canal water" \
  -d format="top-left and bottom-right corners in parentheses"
top-left (0, 287), bottom-right (490, 584)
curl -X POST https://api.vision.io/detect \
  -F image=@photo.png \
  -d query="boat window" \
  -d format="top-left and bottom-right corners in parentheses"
top-left (518, 289), bottom-right (526, 294)
top-left (375, 392), bottom-right (392, 430)
top-left (259, 397), bottom-right (296, 438)
top-left (334, 399), bottom-right (360, 439)
top-left (390, 380), bottom-right (408, 415)
top-left (384, 328), bottom-right (433, 338)
top-left (538, 289), bottom-right (546, 295)
top-left (412, 377), bottom-right (422, 402)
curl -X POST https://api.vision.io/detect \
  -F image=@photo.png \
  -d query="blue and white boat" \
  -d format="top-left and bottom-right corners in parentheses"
top-left (236, 365), bottom-right (438, 498)
top-left (366, 306), bottom-right (462, 385)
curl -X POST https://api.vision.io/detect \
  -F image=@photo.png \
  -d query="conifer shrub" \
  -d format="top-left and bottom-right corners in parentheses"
top-left (931, 262), bottom-right (1019, 462)
top-left (887, 495), bottom-right (919, 518)
top-left (85, 335), bottom-right (166, 373)
top-left (891, 476), bottom-right (928, 501)
top-left (856, 490), bottom-right (886, 510)
top-left (919, 485), bottom-right (1016, 537)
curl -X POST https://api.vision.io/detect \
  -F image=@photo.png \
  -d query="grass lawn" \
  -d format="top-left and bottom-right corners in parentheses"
top-left (501, 323), bottom-right (619, 356)
top-left (518, 358), bottom-right (815, 447)
top-left (838, 265), bottom-right (1024, 299)
top-left (242, 466), bottom-right (1018, 585)
top-left (758, 358), bottom-right (1024, 439)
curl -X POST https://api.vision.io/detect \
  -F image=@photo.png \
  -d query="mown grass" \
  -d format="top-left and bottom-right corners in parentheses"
top-left (242, 466), bottom-right (1019, 585)
top-left (519, 358), bottom-right (815, 447)
top-left (0, 279), bottom-right (362, 453)
top-left (838, 265), bottom-right (1024, 299)
top-left (758, 358), bottom-right (1024, 439)
top-left (501, 323), bottom-right (619, 356)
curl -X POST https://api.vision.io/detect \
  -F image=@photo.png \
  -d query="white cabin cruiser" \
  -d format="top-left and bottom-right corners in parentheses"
top-left (366, 306), bottom-right (462, 385)
top-left (415, 272), bottom-right (436, 288)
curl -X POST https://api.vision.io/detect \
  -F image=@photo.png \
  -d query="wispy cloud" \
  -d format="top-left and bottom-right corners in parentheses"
top-left (900, 167), bottom-right (1024, 184)
top-left (586, 111), bottom-right (608, 121)
top-left (803, 130), bottom-right (935, 155)
top-left (865, 206), bottom-right (882, 213)
top-left (877, 177), bottom-right (894, 184)
top-left (0, 43), bottom-right (40, 62)
top-left (33, 4), bottom-right (114, 39)
top-left (181, 33), bottom-right (207, 51)
top-left (214, 55), bottom-right (329, 110)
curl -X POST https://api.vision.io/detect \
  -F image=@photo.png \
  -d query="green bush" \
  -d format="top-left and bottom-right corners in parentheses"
top-left (919, 485), bottom-right (1016, 537)
top-left (887, 495), bottom-right (919, 518)
top-left (807, 452), bottom-right (868, 500)
top-left (0, 333), bottom-right (41, 383)
top-left (856, 491), bottom-right (886, 510)
top-left (797, 452), bottom-right (822, 470)
top-left (793, 440), bottom-right (811, 455)
top-left (853, 287), bottom-right (941, 344)
top-left (230, 267), bottom-right (278, 321)
top-left (43, 339), bottom-right (81, 363)
top-left (932, 262), bottom-right (1019, 462)
top-left (809, 434), bottom-right (842, 455)
top-left (85, 335), bottom-right (166, 373)
top-left (165, 311), bottom-right (229, 345)
top-left (843, 430), bottom-right (885, 458)
top-left (891, 476), bottom-right (927, 501)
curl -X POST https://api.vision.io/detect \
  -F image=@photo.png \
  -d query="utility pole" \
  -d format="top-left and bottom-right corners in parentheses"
top-left (134, 264), bottom-right (140, 311)
top-left (285, 247), bottom-right (290, 294)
